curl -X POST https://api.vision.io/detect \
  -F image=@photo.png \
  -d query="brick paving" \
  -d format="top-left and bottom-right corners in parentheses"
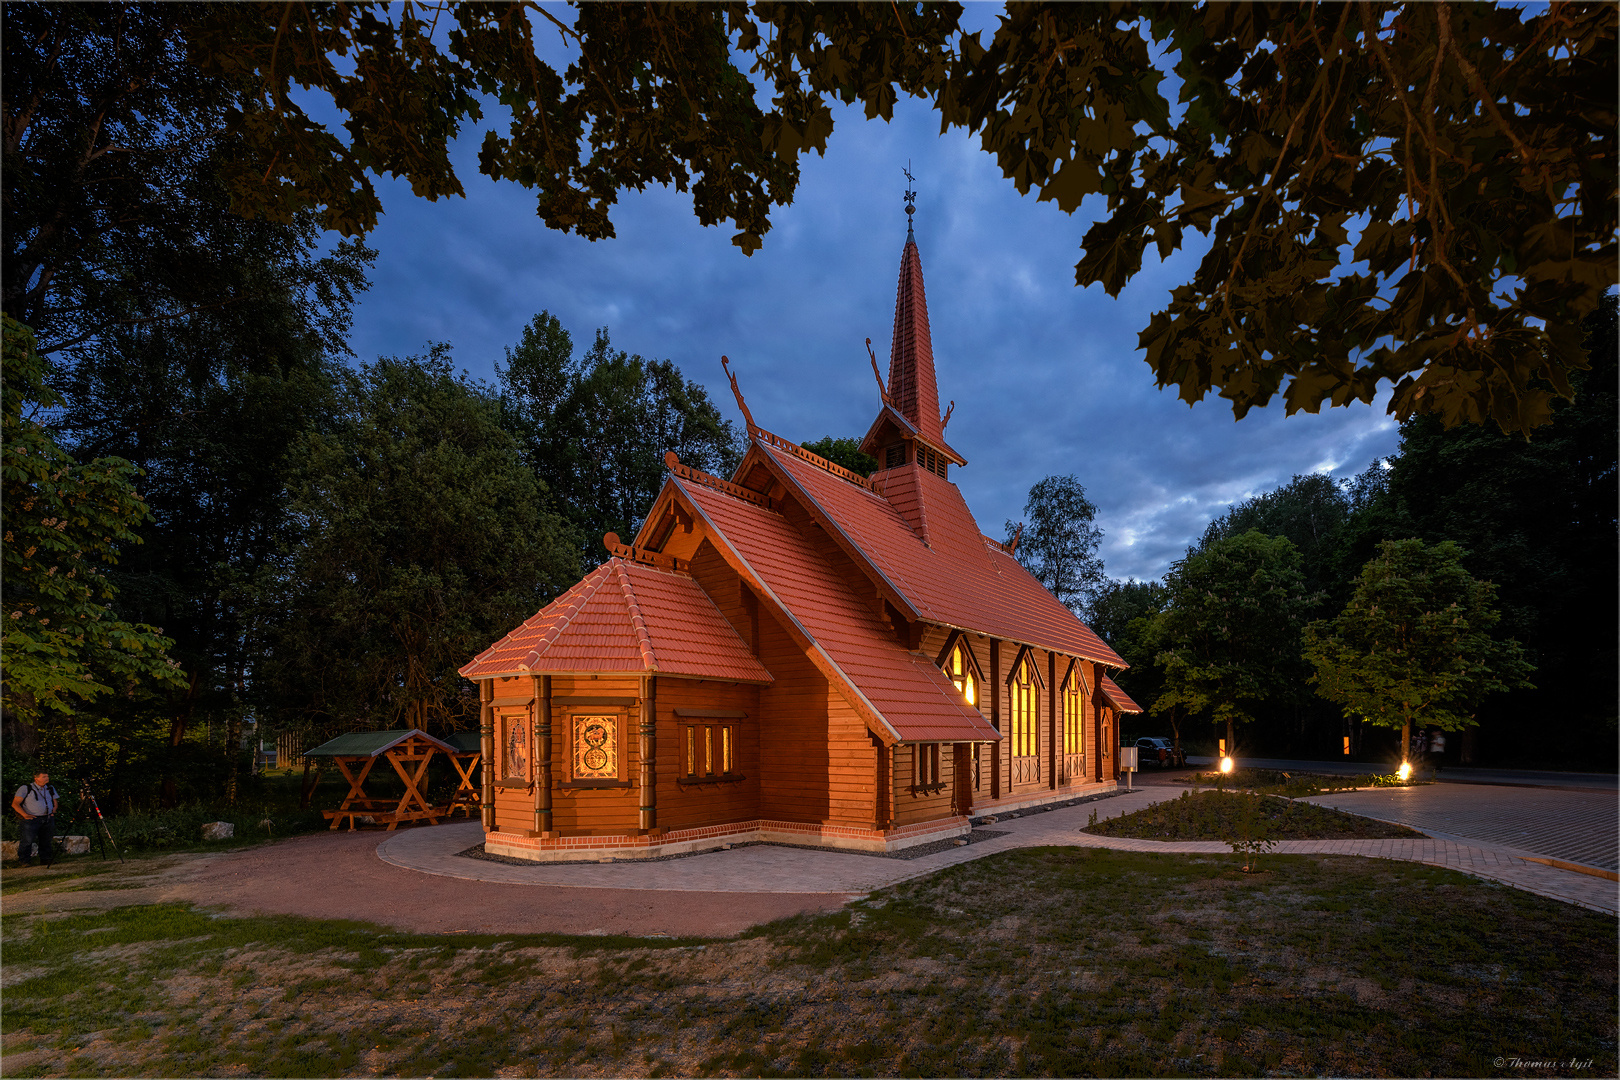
top-left (381, 783), bottom-right (1619, 916)
top-left (1299, 783), bottom-right (1619, 871)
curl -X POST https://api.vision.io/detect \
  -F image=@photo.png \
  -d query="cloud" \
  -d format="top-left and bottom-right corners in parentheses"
top-left (343, 92), bottom-right (1400, 584)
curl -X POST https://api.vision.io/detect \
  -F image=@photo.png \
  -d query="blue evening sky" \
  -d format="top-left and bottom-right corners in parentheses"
top-left (338, 12), bottom-right (1400, 583)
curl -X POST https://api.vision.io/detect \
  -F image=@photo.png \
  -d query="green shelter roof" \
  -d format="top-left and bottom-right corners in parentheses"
top-left (443, 731), bottom-right (481, 754)
top-left (303, 729), bottom-right (460, 758)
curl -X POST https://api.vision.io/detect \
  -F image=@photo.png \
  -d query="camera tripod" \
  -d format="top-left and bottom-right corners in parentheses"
top-left (62, 779), bottom-right (123, 862)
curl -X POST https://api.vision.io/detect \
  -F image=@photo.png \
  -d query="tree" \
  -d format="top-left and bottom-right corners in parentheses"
top-left (1304, 539), bottom-right (1535, 761)
top-left (1005, 475), bottom-right (1107, 617)
top-left (1088, 578), bottom-right (1177, 749)
top-left (498, 312), bottom-right (742, 572)
top-left (1153, 530), bottom-right (1315, 755)
top-left (256, 349), bottom-right (578, 755)
top-left (1197, 473), bottom-right (1354, 601)
top-left (1, 317), bottom-right (185, 756)
top-left (2, 3), bottom-right (373, 357)
top-left (800, 436), bottom-right (877, 477)
top-left (1363, 294), bottom-right (1617, 759)
top-left (1088, 578), bottom-right (1165, 651)
top-left (168, 2), bottom-right (1614, 434)
top-left (6, 1), bottom-right (376, 804)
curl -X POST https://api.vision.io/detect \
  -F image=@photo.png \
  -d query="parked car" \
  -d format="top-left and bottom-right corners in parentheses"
top-left (1133, 736), bottom-right (1186, 768)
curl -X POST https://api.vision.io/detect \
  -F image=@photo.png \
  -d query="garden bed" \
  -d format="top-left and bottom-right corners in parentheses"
top-left (1087, 789), bottom-right (1424, 841)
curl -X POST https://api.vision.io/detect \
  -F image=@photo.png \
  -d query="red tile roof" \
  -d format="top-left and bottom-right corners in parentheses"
top-left (1099, 675), bottom-right (1143, 714)
top-left (675, 477), bottom-right (1001, 744)
top-left (459, 558), bottom-right (773, 683)
top-left (756, 443), bottom-right (1126, 668)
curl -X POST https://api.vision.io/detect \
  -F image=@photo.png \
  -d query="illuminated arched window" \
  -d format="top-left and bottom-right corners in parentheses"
top-left (1063, 669), bottom-right (1085, 757)
top-left (949, 642), bottom-right (978, 707)
top-left (1011, 655), bottom-right (1039, 758)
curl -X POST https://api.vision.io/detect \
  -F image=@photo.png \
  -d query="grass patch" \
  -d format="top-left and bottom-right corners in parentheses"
top-left (1, 849), bottom-right (1613, 1077)
top-left (1188, 766), bottom-right (1417, 798)
top-left (1088, 789), bottom-right (1423, 841)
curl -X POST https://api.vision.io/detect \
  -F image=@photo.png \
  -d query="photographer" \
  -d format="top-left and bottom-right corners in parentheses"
top-left (12, 771), bottom-right (58, 867)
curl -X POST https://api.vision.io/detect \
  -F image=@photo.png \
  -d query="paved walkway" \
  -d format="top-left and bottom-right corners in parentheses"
top-left (381, 784), bottom-right (1619, 916)
top-left (1301, 783), bottom-right (1619, 872)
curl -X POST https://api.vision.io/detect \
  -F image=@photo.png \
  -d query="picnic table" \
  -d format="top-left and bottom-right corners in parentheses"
top-left (304, 729), bottom-right (482, 830)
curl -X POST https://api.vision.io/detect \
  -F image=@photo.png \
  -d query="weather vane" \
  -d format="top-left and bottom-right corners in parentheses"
top-left (903, 163), bottom-right (916, 238)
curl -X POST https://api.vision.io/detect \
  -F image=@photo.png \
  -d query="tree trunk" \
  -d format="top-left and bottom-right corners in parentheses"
top-left (224, 712), bottom-right (241, 807)
top-left (162, 670), bottom-right (201, 809)
top-left (109, 725), bottom-right (131, 814)
top-left (1225, 717), bottom-right (1236, 759)
top-left (299, 756), bottom-right (325, 809)
top-left (2, 693), bottom-right (41, 756)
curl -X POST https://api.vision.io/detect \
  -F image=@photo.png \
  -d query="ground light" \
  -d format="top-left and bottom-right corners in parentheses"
top-left (1397, 761), bottom-right (1412, 780)
top-left (1219, 756), bottom-right (1234, 773)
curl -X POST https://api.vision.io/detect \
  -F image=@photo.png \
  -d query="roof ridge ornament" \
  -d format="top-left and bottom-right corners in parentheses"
top-left (865, 337), bottom-right (890, 406)
top-left (721, 354), bottom-right (757, 435)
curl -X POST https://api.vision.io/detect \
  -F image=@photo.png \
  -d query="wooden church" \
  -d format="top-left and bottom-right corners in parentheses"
top-left (460, 215), bottom-right (1141, 861)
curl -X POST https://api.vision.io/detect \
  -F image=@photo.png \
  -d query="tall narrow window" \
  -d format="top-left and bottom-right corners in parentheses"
top-left (683, 723), bottom-right (735, 779)
top-left (949, 642), bottom-right (977, 707)
top-left (913, 744), bottom-right (941, 789)
top-left (1011, 656), bottom-right (1039, 758)
top-left (1064, 673), bottom-right (1085, 755)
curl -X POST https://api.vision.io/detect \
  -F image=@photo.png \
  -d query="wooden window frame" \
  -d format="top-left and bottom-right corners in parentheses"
top-left (561, 709), bottom-right (632, 789)
top-left (497, 709), bottom-right (532, 789)
top-left (1063, 668), bottom-right (1087, 757)
top-left (938, 635), bottom-right (984, 709)
top-left (910, 743), bottom-right (945, 795)
top-left (678, 721), bottom-right (745, 786)
top-left (1010, 655), bottom-right (1040, 759)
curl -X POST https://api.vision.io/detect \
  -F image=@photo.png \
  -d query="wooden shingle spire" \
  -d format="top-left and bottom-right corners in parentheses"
top-left (860, 188), bottom-right (965, 469)
top-left (887, 234), bottom-right (947, 448)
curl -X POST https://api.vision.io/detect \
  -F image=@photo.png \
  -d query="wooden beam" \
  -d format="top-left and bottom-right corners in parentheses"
top-left (479, 680), bottom-right (495, 831)
top-left (638, 675), bottom-right (657, 833)
top-left (1048, 651), bottom-right (1058, 790)
top-left (989, 639), bottom-right (1001, 801)
top-left (530, 673), bottom-right (543, 834)
top-left (537, 674), bottom-right (553, 835)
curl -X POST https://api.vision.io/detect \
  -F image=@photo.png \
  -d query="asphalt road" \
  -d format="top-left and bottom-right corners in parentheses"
top-left (1168, 755), bottom-right (1618, 791)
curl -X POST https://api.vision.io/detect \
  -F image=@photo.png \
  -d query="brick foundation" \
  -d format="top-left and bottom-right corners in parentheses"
top-left (480, 780), bottom-right (1116, 862)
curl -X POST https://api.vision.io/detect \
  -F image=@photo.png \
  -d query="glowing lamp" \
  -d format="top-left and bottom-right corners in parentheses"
top-left (1397, 761), bottom-right (1412, 780)
top-left (1219, 756), bottom-right (1234, 774)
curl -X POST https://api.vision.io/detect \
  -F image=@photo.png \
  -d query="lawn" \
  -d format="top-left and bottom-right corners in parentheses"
top-left (1087, 789), bottom-right (1423, 841)
top-left (2, 847), bottom-right (1613, 1078)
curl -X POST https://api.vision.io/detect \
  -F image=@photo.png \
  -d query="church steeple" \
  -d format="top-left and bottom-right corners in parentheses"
top-left (859, 186), bottom-right (965, 473)
top-left (887, 233), bottom-right (946, 448)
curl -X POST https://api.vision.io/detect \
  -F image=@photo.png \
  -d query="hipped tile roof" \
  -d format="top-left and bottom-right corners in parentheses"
top-left (1099, 675), bottom-right (1144, 714)
top-left (458, 558), bottom-right (773, 683)
top-left (676, 477), bottom-right (1001, 744)
top-left (760, 444), bottom-right (1127, 669)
